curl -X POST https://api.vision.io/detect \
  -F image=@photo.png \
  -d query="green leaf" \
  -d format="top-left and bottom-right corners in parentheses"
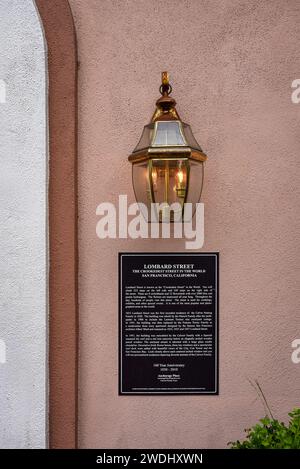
top-left (228, 408), bottom-right (300, 449)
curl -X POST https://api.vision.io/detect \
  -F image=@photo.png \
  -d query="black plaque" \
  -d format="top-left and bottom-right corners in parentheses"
top-left (119, 253), bottom-right (219, 395)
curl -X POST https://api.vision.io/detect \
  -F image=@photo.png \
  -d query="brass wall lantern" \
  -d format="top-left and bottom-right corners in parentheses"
top-left (128, 72), bottom-right (207, 221)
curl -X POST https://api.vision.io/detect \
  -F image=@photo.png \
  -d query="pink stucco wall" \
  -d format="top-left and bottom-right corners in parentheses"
top-left (69, 0), bottom-right (300, 448)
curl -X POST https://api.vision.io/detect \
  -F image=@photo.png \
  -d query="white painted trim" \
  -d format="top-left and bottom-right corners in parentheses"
top-left (0, 0), bottom-right (48, 449)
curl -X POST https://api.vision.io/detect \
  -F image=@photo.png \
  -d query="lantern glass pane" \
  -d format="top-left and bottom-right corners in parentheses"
top-left (182, 123), bottom-right (202, 151)
top-left (185, 160), bottom-right (204, 205)
top-left (132, 158), bottom-right (204, 222)
top-left (149, 157), bottom-right (189, 222)
top-left (134, 124), bottom-right (155, 152)
top-left (132, 161), bottom-right (152, 218)
top-left (152, 121), bottom-right (185, 146)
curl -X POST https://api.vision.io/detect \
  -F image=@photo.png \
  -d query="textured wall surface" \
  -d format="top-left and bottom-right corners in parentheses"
top-left (69, 0), bottom-right (300, 448)
top-left (0, 0), bottom-right (47, 448)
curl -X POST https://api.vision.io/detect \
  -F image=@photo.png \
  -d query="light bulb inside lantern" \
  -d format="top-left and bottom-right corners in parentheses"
top-left (152, 168), bottom-right (158, 185)
top-left (175, 167), bottom-right (186, 199)
top-left (177, 169), bottom-right (184, 184)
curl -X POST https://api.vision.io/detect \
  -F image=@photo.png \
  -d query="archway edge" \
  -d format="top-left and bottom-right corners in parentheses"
top-left (35, 0), bottom-right (78, 449)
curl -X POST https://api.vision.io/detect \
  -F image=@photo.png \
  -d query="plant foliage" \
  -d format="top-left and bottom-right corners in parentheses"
top-left (229, 408), bottom-right (300, 449)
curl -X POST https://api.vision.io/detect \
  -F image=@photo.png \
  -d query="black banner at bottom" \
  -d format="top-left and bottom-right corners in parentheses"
top-left (1, 449), bottom-right (299, 466)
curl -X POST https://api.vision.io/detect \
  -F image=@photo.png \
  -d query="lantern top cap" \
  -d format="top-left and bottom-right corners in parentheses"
top-left (128, 73), bottom-right (207, 164)
top-left (151, 71), bottom-right (180, 122)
